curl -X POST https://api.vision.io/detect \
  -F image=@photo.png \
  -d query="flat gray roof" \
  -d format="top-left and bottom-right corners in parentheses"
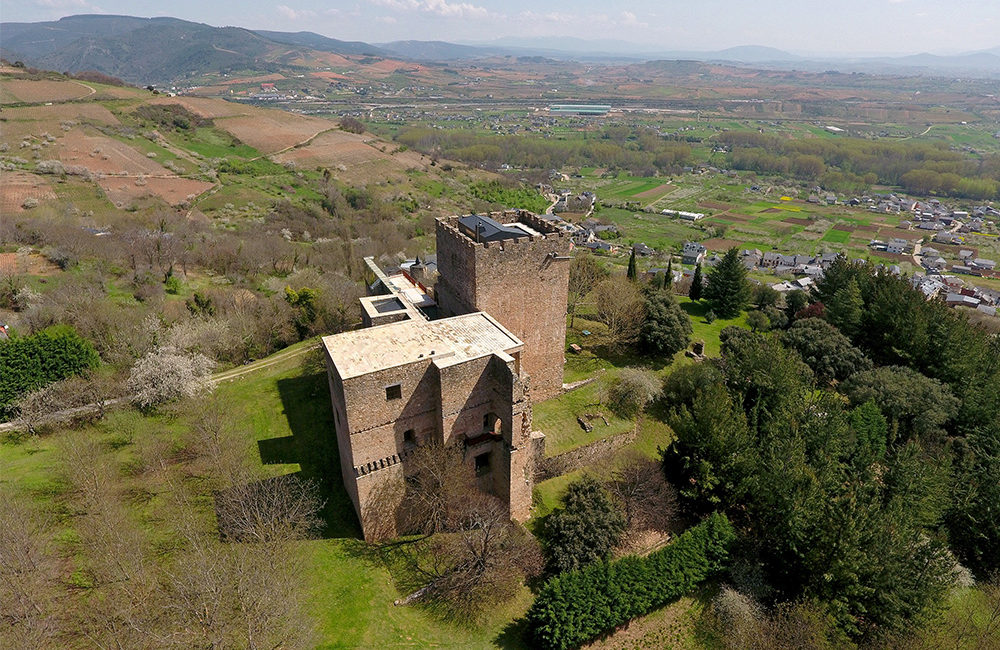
top-left (323, 312), bottom-right (523, 380)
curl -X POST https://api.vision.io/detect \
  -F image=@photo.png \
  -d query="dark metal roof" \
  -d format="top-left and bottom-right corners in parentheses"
top-left (457, 214), bottom-right (527, 243)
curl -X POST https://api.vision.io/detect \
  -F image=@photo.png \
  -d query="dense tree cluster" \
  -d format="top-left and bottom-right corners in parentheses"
top-left (660, 256), bottom-right (1000, 640)
top-left (719, 130), bottom-right (1000, 199)
top-left (395, 125), bottom-right (693, 177)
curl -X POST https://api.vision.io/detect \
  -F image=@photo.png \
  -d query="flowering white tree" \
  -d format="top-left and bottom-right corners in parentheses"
top-left (126, 346), bottom-right (214, 409)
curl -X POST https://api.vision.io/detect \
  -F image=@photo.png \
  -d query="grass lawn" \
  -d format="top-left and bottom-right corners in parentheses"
top-left (678, 297), bottom-right (749, 357)
top-left (821, 229), bottom-right (851, 243)
top-left (0, 350), bottom-right (531, 649)
top-left (534, 380), bottom-right (635, 457)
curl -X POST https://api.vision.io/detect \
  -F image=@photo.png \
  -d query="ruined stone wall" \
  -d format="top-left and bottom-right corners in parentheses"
top-left (325, 355), bottom-right (361, 525)
top-left (535, 427), bottom-right (638, 482)
top-left (435, 211), bottom-right (571, 401)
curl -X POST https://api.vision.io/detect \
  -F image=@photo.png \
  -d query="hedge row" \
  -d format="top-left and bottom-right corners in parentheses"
top-left (526, 512), bottom-right (736, 650)
top-left (0, 325), bottom-right (99, 416)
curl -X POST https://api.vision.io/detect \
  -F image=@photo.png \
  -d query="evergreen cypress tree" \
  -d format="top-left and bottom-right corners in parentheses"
top-left (826, 277), bottom-right (864, 337)
top-left (626, 248), bottom-right (638, 281)
top-left (689, 263), bottom-right (703, 301)
top-left (703, 247), bottom-right (751, 318)
top-left (665, 258), bottom-right (673, 290)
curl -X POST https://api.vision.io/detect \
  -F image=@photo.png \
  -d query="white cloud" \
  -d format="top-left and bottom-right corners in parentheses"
top-left (276, 5), bottom-right (317, 20)
top-left (620, 11), bottom-right (646, 28)
top-left (370, 0), bottom-right (491, 19)
top-left (377, 15), bottom-right (397, 23)
top-left (34, 0), bottom-right (104, 11)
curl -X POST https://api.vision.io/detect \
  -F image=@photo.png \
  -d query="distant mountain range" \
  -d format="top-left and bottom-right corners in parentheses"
top-left (3, 14), bottom-right (1000, 85)
top-left (0, 15), bottom-right (387, 84)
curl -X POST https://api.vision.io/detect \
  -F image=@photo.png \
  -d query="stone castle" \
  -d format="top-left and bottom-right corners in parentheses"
top-left (322, 210), bottom-right (571, 540)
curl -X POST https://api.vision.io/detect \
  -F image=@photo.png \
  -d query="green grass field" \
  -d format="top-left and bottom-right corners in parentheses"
top-left (0, 350), bottom-right (529, 648)
top-left (821, 229), bottom-right (851, 243)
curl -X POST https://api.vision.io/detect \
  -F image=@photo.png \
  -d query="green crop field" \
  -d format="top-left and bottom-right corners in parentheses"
top-left (821, 229), bottom-right (851, 243)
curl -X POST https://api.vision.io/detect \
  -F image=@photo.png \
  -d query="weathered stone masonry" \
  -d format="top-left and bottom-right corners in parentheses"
top-left (322, 209), bottom-right (569, 541)
top-left (435, 210), bottom-right (571, 402)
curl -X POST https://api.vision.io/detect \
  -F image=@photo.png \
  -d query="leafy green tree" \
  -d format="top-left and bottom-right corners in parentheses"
top-left (690, 263), bottom-right (703, 301)
top-left (847, 400), bottom-right (889, 467)
top-left (752, 283), bottom-right (780, 309)
top-left (660, 361), bottom-right (724, 410)
top-left (840, 366), bottom-right (959, 447)
top-left (543, 476), bottom-right (626, 573)
top-left (781, 318), bottom-right (872, 384)
top-left (640, 289), bottom-right (692, 356)
top-left (284, 286), bottom-right (319, 339)
top-left (746, 310), bottom-right (768, 333)
top-left (949, 423), bottom-right (1000, 577)
top-left (784, 289), bottom-right (809, 319)
top-left (626, 248), bottom-right (638, 281)
top-left (813, 254), bottom-right (869, 306)
top-left (703, 247), bottom-right (751, 318)
top-left (825, 277), bottom-right (863, 338)
top-left (665, 383), bottom-right (755, 512)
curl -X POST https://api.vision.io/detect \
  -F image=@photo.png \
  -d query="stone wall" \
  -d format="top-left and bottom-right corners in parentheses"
top-left (435, 210), bottom-right (571, 401)
top-left (535, 427), bottom-right (638, 482)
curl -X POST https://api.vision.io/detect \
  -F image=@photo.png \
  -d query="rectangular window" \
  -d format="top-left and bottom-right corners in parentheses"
top-left (475, 452), bottom-right (491, 477)
top-left (385, 384), bottom-right (402, 400)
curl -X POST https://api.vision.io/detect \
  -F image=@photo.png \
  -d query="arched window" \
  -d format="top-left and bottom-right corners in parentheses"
top-left (403, 429), bottom-right (416, 446)
top-left (483, 413), bottom-right (501, 435)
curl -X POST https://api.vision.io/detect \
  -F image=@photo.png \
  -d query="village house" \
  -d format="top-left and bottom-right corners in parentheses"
top-left (682, 241), bottom-right (707, 265)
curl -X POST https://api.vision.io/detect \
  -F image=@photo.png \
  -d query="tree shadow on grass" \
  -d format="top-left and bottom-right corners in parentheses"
top-left (259, 371), bottom-right (362, 540)
top-left (681, 299), bottom-right (710, 321)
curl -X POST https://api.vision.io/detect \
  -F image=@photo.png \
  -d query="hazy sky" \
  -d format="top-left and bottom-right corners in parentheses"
top-left (5, 0), bottom-right (1000, 55)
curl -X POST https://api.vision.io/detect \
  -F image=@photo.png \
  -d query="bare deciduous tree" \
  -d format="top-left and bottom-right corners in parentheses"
top-left (0, 492), bottom-right (61, 648)
top-left (594, 276), bottom-right (645, 348)
top-left (604, 450), bottom-right (679, 538)
top-left (215, 474), bottom-right (325, 544)
top-left (407, 494), bottom-right (543, 619)
top-left (398, 443), bottom-right (477, 536)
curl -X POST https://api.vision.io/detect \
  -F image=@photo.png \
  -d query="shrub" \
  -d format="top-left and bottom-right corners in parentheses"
top-left (339, 116), bottom-right (365, 134)
top-left (605, 368), bottom-right (660, 418)
top-left (527, 512), bottom-right (736, 649)
top-left (543, 476), bottom-right (625, 573)
top-left (0, 325), bottom-right (100, 418)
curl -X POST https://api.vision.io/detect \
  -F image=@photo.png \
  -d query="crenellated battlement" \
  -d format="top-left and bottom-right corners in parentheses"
top-left (435, 210), bottom-right (568, 253)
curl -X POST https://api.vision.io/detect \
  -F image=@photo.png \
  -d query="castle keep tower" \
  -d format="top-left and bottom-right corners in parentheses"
top-left (434, 210), bottom-right (571, 401)
top-left (322, 313), bottom-right (536, 540)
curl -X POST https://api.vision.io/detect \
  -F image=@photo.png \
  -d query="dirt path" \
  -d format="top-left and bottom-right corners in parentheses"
top-left (211, 341), bottom-right (317, 383)
top-left (70, 80), bottom-right (96, 97)
top-left (0, 341), bottom-right (319, 434)
top-left (253, 127), bottom-right (340, 160)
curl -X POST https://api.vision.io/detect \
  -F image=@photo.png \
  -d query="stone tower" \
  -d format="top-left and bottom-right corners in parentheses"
top-left (434, 210), bottom-right (571, 401)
